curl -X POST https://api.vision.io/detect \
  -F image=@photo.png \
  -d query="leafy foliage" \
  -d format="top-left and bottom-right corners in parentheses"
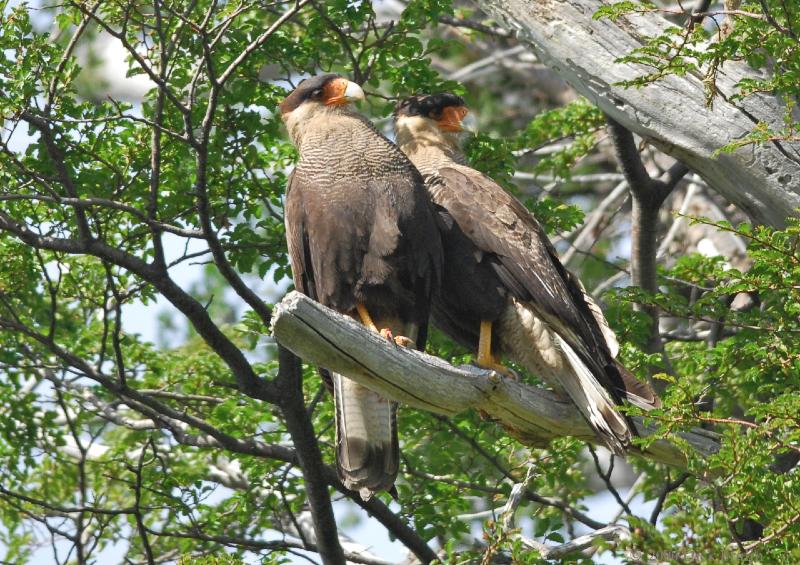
top-left (604, 217), bottom-right (800, 560)
top-left (1, 0), bottom-right (799, 563)
top-left (595, 0), bottom-right (800, 148)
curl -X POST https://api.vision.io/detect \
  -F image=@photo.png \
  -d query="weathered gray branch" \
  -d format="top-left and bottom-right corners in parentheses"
top-left (271, 292), bottom-right (720, 468)
top-left (474, 0), bottom-right (800, 227)
top-left (521, 525), bottom-right (630, 559)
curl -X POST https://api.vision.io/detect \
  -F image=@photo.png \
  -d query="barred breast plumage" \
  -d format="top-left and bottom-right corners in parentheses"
top-left (281, 75), bottom-right (442, 499)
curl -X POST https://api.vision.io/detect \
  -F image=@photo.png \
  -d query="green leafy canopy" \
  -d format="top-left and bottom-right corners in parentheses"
top-left (1, 0), bottom-right (799, 562)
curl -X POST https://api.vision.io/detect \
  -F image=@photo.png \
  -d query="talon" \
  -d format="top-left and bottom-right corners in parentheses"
top-left (476, 360), bottom-right (519, 381)
top-left (394, 335), bottom-right (415, 348)
top-left (379, 328), bottom-right (394, 341)
top-left (488, 362), bottom-right (519, 381)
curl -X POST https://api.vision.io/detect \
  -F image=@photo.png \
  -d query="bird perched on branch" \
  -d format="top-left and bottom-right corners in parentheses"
top-left (279, 75), bottom-right (442, 499)
top-left (394, 93), bottom-right (659, 454)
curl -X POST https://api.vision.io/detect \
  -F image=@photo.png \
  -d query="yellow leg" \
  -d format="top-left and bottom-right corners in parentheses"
top-left (356, 303), bottom-right (379, 333)
top-left (476, 320), bottom-right (517, 379)
top-left (355, 303), bottom-right (415, 348)
top-left (477, 320), bottom-right (494, 367)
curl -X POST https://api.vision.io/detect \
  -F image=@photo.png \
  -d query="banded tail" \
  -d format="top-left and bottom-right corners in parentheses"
top-left (333, 373), bottom-right (399, 500)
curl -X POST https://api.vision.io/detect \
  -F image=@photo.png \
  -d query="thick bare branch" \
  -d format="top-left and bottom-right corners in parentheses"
top-left (474, 0), bottom-right (800, 227)
top-left (271, 292), bottom-right (721, 467)
top-left (607, 117), bottom-right (688, 387)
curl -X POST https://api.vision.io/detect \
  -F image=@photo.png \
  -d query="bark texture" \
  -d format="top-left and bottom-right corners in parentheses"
top-left (271, 292), bottom-right (721, 468)
top-left (475, 0), bottom-right (800, 226)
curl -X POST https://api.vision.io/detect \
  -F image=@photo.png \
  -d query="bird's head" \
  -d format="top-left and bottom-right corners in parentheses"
top-left (279, 74), bottom-right (365, 143)
top-left (393, 93), bottom-right (469, 153)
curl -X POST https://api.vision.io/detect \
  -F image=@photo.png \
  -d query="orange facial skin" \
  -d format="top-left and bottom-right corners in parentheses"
top-left (437, 105), bottom-right (469, 132)
top-left (323, 78), bottom-right (352, 106)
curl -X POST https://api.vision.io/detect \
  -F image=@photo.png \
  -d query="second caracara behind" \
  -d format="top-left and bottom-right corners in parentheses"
top-left (280, 76), bottom-right (442, 499)
top-left (394, 94), bottom-right (659, 454)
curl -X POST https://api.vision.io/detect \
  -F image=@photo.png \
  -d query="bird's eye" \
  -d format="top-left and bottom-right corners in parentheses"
top-left (310, 88), bottom-right (323, 99)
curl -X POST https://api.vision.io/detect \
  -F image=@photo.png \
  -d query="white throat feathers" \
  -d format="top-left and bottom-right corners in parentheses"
top-left (394, 114), bottom-right (464, 162)
top-left (282, 103), bottom-right (358, 150)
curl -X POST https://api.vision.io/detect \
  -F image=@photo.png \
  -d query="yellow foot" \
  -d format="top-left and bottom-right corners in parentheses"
top-left (476, 320), bottom-right (516, 379)
top-left (379, 328), bottom-right (415, 348)
top-left (356, 304), bottom-right (379, 333)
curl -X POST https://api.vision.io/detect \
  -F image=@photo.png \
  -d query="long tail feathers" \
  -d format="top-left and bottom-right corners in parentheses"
top-left (333, 372), bottom-right (399, 500)
top-left (553, 334), bottom-right (632, 455)
top-left (614, 361), bottom-right (662, 410)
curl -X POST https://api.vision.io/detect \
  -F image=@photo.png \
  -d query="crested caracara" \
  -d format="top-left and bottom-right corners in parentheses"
top-left (394, 94), bottom-right (659, 454)
top-left (280, 75), bottom-right (442, 499)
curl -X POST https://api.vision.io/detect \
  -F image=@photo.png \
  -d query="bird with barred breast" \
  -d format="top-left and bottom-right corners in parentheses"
top-left (393, 93), bottom-right (659, 454)
top-left (280, 76), bottom-right (442, 498)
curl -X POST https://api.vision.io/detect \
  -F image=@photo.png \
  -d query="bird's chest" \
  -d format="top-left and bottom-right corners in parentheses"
top-left (297, 133), bottom-right (391, 181)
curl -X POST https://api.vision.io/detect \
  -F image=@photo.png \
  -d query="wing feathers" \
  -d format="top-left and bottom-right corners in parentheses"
top-left (614, 361), bottom-right (662, 410)
top-left (436, 166), bottom-right (608, 358)
top-left (433, 164), bottom-right (654, 450)
top-left (572, 277), bottom-right (620, 359)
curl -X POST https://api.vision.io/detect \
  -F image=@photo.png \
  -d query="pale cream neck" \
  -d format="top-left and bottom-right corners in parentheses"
top-left (394, 115), bottom-right (464, 167)
top-left (282, 103), bottom-right (356, 149)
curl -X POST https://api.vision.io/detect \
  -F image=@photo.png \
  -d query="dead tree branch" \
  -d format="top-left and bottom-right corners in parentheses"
top-left (474, 0), bottom-right (800, 227)
top-left (271, 292), bottom-right (720, 468)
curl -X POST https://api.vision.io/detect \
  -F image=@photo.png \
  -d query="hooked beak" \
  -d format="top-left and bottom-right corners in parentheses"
top-left (436, 105), bottom-right (469, 132)
top-left (323, 78), bottom-right (365, 106)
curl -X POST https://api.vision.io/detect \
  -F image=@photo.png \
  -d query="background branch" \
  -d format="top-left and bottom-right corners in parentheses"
top-left (275, 346), bottom-right (345, 565)
top-left (475, 0), bottom-right (800, 227)
top-left (607, 116), bottom-right (688, 388)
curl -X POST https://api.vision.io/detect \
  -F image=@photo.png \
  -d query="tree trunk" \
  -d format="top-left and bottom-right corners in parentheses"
top-left (475, 0), bottom-right (800, 227)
